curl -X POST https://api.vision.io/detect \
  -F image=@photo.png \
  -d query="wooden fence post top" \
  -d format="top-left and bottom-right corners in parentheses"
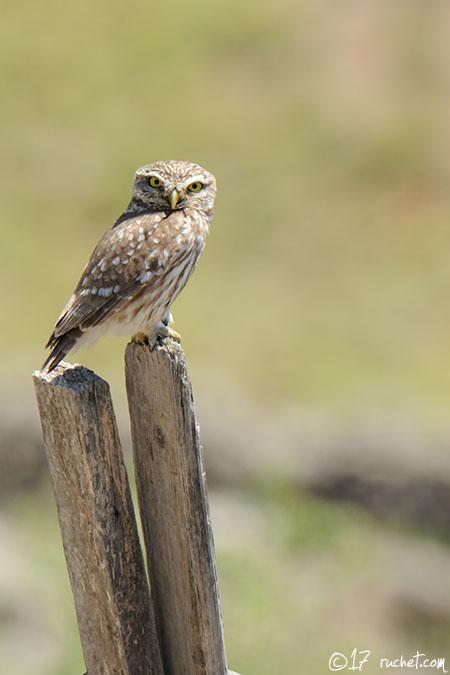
top-left (33, 361), bottom-right (102, 388)
top-left (125, 338), bottom-right (191, 381)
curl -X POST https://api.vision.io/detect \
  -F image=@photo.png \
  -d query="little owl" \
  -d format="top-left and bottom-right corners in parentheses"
top-left (43, 160), bottom-right (216, 371)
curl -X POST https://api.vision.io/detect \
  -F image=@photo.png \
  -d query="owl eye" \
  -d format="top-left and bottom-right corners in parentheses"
top-left (187, 181), bottom-right (203, 193)
top-left (149, 176), bottom-right (163, 188)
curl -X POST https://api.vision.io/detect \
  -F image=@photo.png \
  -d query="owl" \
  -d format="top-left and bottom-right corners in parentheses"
top-left (43, 160), bottom-right (216, 372)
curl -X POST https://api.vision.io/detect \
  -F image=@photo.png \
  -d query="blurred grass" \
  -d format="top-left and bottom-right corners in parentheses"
top-left (2, 0), bottom-right (450, 672)
top-left (2, 0), bottom-right (450, 421)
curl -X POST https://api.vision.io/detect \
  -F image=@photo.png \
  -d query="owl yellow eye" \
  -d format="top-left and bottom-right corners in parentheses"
top-left (149, 176), bottom-right (163, 188)
top-left (187, 181), bottom-right (203, 193)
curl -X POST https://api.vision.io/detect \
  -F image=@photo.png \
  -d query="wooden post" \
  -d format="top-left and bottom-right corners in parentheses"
top-left (125, 340), bottom-right (229, 675)
top-left (33, 364), bottom-right (164, 675)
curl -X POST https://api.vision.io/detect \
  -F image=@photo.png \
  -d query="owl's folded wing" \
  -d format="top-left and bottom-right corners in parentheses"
top-left (46, 211), bottom-right (178, 346)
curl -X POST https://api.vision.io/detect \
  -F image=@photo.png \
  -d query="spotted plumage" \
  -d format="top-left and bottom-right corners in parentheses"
top-left (43, 160), bottom-right (216, 371)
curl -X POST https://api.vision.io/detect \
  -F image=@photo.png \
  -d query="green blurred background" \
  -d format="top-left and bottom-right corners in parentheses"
top-left (1, 0), bottom-right (450, 673)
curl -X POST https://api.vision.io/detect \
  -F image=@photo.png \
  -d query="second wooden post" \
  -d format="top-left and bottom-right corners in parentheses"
top-left (125, 340), bottom-right (228, 675)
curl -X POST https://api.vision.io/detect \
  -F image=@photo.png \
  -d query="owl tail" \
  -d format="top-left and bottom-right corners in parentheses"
top-left (42, 328), bottom-right (82, 372)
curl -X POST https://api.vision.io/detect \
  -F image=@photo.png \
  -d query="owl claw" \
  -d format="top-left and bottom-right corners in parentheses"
top-left (131, 325), bottom-right (181, 351)
top-left (149, 322), bottom-right (181, 350)
top-left (131, 332), bottom-right (150, 345)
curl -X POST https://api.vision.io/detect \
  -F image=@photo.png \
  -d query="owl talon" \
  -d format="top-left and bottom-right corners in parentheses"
top-left (148, 322), bottom-right (181, 350)
top-left (131, 332), bottom-right (150, 345)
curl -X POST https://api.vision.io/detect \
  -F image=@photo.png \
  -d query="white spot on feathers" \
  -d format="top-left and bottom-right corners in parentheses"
top-left (98, 287), bottom-right (113, 297)
top-left (139, 271), bottom-right (152, 284)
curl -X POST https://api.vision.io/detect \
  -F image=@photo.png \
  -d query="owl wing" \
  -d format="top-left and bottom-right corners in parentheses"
top-left (47, 210), bottom-right (187, 346)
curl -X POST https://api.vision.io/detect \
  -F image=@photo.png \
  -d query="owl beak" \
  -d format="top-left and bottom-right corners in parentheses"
top-left (169, 189), bottom-right (180, 209)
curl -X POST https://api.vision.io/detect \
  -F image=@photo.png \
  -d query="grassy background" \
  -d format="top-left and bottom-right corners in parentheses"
top-left (1, 0), bottom-right (450, 673)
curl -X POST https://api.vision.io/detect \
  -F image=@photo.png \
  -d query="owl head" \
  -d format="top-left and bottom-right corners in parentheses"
top-left (131, 160), bottom-right (216, 219)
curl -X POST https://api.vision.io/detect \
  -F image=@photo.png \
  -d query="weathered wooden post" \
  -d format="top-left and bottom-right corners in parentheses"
top-left (33, 364), bottom-right (164, 675)
top-left (125, 340), bottom-right (228, 675)
top-left (33, 341), bottom-right (239, 675)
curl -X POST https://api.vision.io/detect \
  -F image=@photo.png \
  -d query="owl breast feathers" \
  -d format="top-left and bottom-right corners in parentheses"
top-left (43, 160), bottom-right (216, 371)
